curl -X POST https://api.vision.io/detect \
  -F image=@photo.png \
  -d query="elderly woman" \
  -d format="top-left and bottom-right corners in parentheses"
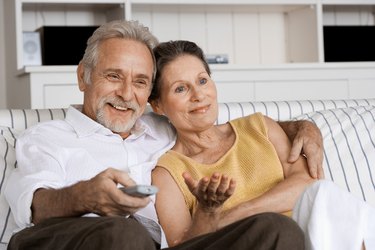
top-left (149, 40), bottom-right (375, 250)
top-left (148, 40), bottom-right (316, 246)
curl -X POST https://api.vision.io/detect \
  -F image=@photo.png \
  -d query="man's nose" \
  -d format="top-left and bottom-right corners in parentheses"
top-left (116, 81), bottom-right (134, 101)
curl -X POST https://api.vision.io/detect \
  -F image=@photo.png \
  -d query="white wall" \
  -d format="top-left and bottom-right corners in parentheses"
top-left (0, 0), bottom-right (6, 108)
top-left (323, 5), bottom-right (375, 25)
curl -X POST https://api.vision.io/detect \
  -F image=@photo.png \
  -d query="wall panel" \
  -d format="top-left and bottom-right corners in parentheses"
top-left (233, 13), bottom-right (260, 64)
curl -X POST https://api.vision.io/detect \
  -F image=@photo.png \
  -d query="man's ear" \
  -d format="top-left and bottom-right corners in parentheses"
top-left (77, 62), bottom-right (87, 92)
top-left (149, 100), bottom-right (164, 115)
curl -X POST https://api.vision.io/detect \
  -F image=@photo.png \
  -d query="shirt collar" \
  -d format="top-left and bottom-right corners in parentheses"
top-left (65, 105), bottom-right (158, 140)
top-left (129, 115), bottom-right (158, 140)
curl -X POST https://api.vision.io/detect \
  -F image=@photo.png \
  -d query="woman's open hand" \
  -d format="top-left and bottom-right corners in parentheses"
top-left (183, 172), bottom-right (236, 211)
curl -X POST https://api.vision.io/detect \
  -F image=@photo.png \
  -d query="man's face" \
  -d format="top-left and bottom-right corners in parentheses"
top-left (78, 38), bottom-right (154, 138)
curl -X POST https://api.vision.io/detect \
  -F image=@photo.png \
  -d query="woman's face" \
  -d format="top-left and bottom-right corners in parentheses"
top-left (152, 54), bottom-right (218, 132)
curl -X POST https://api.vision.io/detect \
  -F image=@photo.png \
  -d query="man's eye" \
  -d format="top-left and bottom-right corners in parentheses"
top-left (199, 78), bottom-right (207, 85)
top-left (106, 73), bottom-right (120, 81)
top-left (134, 80), bottom-right (149, 88)
top-left (175, 86), bottom-right (185, 93)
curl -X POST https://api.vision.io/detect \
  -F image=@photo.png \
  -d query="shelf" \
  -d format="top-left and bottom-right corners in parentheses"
top-left (18, 61), bottom-right (375, 74)
top-left (322, 0), bottom-right (375, 5)
top-left (131, 2), bottom-right (316, 13)
top-left (19, 65), bottom-right (77, 75)
top-left (21, 0), bottom-right (125, 3)
top-left (132, 3), bottom-right (319, 65)
top-left (12, 0), bottom-right (375, 70)
top-left (131, 0), bottom-right (318, 5)
top-left (5, 0), bottom-right (375, 108)
top-left (16, 0), bottom-right (128, 69)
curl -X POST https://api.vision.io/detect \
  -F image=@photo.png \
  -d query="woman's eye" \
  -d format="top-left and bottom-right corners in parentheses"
top-left (199, 78), bottom-right (207, 85)
top-left (175, 86), bottom-right (185, 93)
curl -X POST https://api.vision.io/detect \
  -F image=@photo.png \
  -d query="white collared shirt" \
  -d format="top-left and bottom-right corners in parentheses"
top-left (4, 106), bottom-right (176, 248)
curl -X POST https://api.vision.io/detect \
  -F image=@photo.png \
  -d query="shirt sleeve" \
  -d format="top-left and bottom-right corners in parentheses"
top-left (4, 129), bottom-right (66, 228)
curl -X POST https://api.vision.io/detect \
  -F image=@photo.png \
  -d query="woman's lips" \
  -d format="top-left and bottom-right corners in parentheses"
top-left (190, 105), bottom-right (210, 113)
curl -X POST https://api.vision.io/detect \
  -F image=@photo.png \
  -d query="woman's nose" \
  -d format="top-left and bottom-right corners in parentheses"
top-left (191, 87), bottom-right (204, 102)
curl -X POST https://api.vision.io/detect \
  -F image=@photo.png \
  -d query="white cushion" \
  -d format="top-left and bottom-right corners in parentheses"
top-left (294, 106), bottom-right (375, 207)
top-left (0, 127), bottom-right (20, 245)
top-left (217, 99), bottom-right (375, 124)
top-left (0, 108), bottom-right (67, 130)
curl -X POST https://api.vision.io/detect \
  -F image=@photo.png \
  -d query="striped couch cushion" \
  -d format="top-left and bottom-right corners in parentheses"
top-left (217, 99), bottom-right (375, 124)
top-left (0, 108), bottom-right (67, 130)
top-left (294, 105), bottom-right (375, 206)
top-left (1, 100), bottom-right (375, 130)
top-left (0, 127), bottom-right (19, 247)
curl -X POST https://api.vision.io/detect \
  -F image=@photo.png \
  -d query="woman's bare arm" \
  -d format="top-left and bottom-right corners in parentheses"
top-left (152, 167), bottom-right (194, 246)
top-left (153, 168), bottom-right (235, 246)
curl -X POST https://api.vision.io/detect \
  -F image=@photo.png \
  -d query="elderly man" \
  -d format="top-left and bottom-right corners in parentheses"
top-left (5, 20), bottom-right (322, 250)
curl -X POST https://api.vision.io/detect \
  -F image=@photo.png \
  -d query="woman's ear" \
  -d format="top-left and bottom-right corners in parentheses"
top-left (77, 62), bottom-right (87, 92)
top-left (149, 100), bottom-right (164, 115)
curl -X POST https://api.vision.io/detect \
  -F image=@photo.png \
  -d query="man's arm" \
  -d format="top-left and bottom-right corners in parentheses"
top-left (278, 120), bottom-right (324, 179)
top-left (32, 183), bottom-right (87, 224)
top-left (31, 168), bottom-right (150, 224)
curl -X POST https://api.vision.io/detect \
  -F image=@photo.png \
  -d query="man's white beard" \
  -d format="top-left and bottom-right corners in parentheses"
top-left (96, 96), bottom-right (140, 133)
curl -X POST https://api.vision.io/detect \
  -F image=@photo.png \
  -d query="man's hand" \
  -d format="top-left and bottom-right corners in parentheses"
top-left (279, 120), bottom-right (325, 179)
top-left (32, 168), bottom-right (150, 224)
top-left (183, 172), bottom-right (236, 212)
top-left (82, 168), bottom-right (151, 216)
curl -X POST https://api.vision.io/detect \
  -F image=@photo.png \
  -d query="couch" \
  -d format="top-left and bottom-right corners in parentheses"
top-left (1, 99), bottom-right (375, 249)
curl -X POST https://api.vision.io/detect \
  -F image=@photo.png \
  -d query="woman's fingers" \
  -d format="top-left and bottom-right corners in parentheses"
top-left (206, 173), bottom-right (221, 195)
top-left (225, 179), bottom-right (236, 197)
top-left (183, 172), bottom-right (236, 207)
top-left (216, 174), bottom-right (230, 195)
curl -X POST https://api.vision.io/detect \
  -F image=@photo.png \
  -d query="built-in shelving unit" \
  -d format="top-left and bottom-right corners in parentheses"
top-left (4, 0), bottom-right (375, 108)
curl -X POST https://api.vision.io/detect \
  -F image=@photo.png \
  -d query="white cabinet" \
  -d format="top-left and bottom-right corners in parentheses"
top-left (18, 63), bottom-right (375, 108)
top-left (20, 66), bottom-right (82, 109)
top-left (131, 2), bottom-right (320, 64)
top-left (5, 0), bottom-right (375, 108)
top-left (211, 63), bottom-right (375, 102)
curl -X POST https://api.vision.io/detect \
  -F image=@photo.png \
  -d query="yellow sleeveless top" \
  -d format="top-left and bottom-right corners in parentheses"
top-left (156, 113), bottom-right (286, 215)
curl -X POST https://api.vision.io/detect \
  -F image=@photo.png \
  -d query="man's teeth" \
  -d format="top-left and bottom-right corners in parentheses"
top-left (113, 105), bottom-right (128, 111)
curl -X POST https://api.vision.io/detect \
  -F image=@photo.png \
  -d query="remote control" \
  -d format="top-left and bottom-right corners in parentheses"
top-left (119, 185), bottom-right (159, 197)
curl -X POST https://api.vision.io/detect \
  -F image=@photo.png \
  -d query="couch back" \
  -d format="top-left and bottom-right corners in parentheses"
top-left (0, 108), bottom-right (67, 130)
top-left (1, 99), bottom-right (374, 130)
